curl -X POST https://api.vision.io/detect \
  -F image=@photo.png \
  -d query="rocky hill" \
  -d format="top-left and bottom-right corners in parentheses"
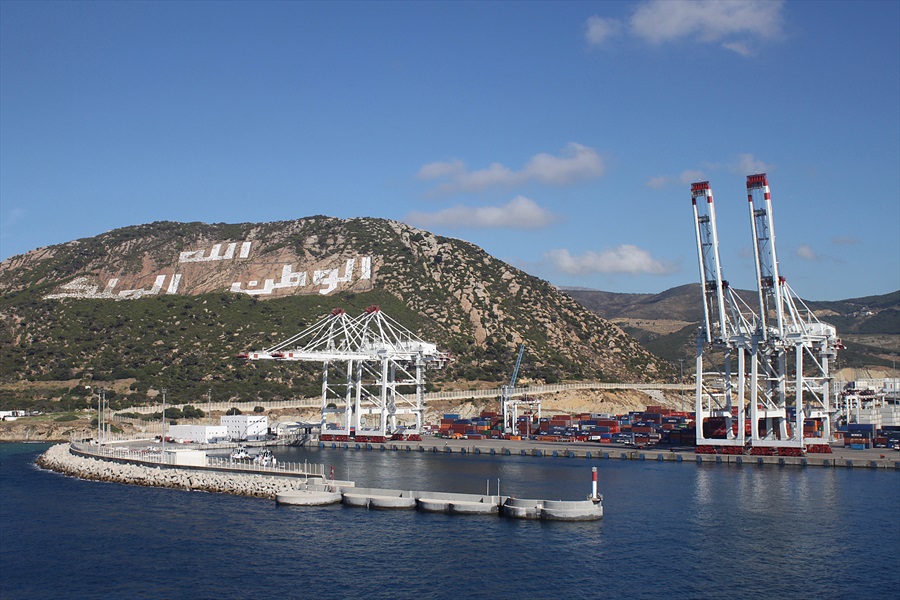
top-left (0, 218), bottom-right (669, 413)
top-left (566, 286), bottom-right (900, 374)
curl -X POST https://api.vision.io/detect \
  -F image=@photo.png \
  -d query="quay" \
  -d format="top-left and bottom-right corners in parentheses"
top-left (318, 438), bottom-right (900, 470)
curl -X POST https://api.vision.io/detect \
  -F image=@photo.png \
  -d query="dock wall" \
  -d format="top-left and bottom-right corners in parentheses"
top-left (319, 441), bottom-right (900, 470)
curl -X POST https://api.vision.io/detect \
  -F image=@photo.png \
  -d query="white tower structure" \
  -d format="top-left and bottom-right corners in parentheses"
top-left (240, 306), bottom-right (450, 443)
top-left (745, 174), bottom-right (841, 454)
top-left (690, 175), bottom-right (841, 455)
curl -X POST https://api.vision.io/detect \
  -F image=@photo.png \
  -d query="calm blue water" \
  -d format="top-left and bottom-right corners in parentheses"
top-left (2, 443), bottom-right (898, 600)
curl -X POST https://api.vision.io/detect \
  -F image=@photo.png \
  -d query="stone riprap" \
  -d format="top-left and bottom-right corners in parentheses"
top-left (36, 443), bottom-right (300, 499)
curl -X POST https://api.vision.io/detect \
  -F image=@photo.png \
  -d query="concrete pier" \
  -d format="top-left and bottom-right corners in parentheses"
top-left (275, 483), bottom-right (601, 520)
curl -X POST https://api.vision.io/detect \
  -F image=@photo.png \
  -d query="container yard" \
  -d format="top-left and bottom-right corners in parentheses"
top-left (431, 405), bottom-right (900, 455)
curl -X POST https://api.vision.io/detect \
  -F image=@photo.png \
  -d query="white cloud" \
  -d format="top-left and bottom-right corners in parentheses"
top-left (796, 245), bottom-right (819, 261)
top-left (832, 236), bottom-right (860, 246)
top-left (406, 196), bottom-right (559, 230)
top-left (680, 170), bottom-right (705, 185)
top-left (646, 176), bottom-right (671, 189)
top-left (545, 246), bottom-right (676, 276)
top-left (585, 15), bottom-right (622, 46)
top-left (722, 41), bottom-right (753, 57)
top-left (417, 143), bottom-right (605, 194)
top-left (417, 159), bottom-right (465, 180)
top-left (631, 0), bottom-right (783, 43)
top-left (586, 0), bottom-right (783, 56)
top-left (733, 153), bottom-right (772, 175)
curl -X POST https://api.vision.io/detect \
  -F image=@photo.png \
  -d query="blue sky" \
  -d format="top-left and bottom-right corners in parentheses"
top-left (1, 1), bottom-right (898, 301)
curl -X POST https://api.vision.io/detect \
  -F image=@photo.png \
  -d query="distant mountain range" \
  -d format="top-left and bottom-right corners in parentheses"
top-left (565, 286), bottom-right (900, 373)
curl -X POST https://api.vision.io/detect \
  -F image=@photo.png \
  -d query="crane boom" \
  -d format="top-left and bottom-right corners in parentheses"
top-left (509, 344), bottom-right (525, 389)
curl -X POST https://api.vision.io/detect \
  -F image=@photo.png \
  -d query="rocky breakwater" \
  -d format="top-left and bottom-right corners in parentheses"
top-left (36, 443), bottom-right (301, 499)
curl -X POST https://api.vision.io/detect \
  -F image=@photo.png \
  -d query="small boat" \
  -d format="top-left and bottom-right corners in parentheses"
top-left (230, 445), bottom-right (251, 460)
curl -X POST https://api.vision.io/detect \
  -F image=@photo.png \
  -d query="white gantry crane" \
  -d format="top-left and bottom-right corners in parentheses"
top-left (239, 305), bottom-right (450, 443)
top-left (691, 175), bottom-right (841, 455)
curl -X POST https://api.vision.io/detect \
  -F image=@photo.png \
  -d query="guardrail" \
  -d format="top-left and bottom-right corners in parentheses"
top-left (70, 442), bottom-right (326, 477)
top-left (114, 381), bottom-right (694, 415)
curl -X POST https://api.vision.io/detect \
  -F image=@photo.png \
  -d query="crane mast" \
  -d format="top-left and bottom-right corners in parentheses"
top-left (691, 181), bottom-right (756, 451)
top-left (500, 344), bottom-right (541, 435)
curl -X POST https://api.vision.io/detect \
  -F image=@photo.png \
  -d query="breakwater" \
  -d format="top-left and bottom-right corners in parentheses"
top-left (37, 444), bottom-right (314, 499)
top-left (276, 483), bottom-right (604, 521)
top-left (36, 443), bottom-right (603, 520)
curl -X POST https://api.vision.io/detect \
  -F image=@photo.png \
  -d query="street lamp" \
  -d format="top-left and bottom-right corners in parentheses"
top-left (161, 387), bottom-right (167, 460)
top-left (87, 386), bottom-right (104, 444)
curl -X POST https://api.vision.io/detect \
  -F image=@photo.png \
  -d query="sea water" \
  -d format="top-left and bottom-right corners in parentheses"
top-left (1, 443), bottom-right (897, 599)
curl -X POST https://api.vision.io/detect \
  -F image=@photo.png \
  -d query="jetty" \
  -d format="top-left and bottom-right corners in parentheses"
top-left (275, 467), bottom-right (604, 521)
top-left (37, 442), bottom-right (603, 521)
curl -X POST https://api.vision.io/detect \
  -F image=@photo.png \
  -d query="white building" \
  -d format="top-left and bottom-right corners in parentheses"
top-left (166, 424), bottom-right (229, 444)
top-left (163, 448), bottom-right (207, 466)
top-left (221, 415), bottom-right (268, 441)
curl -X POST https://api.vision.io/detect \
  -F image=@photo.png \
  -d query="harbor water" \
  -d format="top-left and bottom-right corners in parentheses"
top-left (2, 442), bottom-right (898, 599)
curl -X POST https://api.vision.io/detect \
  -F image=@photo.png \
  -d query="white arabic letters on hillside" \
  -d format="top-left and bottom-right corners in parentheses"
top-left (43, 237), bottom-right (373, 300)
top-left (44, 275), bottom-right (176, 301)
top-left (231, 257), bottom-right (370, 296)
top-left (179, 241), bottom-right (252, 263)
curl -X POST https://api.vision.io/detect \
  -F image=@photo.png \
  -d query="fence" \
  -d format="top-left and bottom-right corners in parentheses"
top-left (115, 381), bottom-right (694, 415)
top-left (70, 441), bottom-right (326, 477)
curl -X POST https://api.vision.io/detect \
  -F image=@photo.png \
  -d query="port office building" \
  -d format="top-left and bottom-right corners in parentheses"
top-left (221, 415), bottom-right (268, 441)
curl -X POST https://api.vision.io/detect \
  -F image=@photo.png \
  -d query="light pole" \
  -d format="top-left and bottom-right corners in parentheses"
top-left (679, 359), bottom-right (685, 413)
top-left (90, 386), bottom-right (105, 444)
top-left (161, 387), bottom-right (167, 460)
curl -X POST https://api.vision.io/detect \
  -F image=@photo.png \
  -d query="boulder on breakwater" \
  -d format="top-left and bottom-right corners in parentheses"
top-left (36, 444), bottom-right (299, 499)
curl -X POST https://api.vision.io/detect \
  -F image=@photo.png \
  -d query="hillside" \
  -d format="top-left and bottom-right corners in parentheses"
top-left (0, 218), bottom-right (670, 413)
top-left (566, 286), bottom-right (900, 374)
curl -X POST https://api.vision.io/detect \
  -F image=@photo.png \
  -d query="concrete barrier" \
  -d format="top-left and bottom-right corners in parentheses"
top-left (276, 489), bottom-right (342, 506)
top-left (540, 500), bottom-right (603, 521)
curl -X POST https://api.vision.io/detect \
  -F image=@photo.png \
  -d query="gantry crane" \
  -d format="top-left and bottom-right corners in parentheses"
top-left (239, 305), bottom-right (450, 443)
top-left (500, 344), bottom-right (542, 436)
top-left (691, 175), bottom-right (841, 455)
